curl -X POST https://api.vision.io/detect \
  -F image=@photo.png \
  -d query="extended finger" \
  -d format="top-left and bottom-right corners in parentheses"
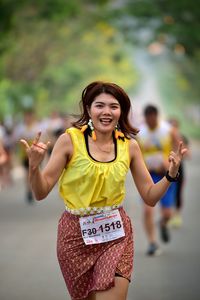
top-left (33, 131), bottom-right (42, 144)
top-left (176, 141), bottom-right (183, 156)
top-left (20, 139), bottom-right (30, 150)
top-left (181, 148), bottom-right (188, 157)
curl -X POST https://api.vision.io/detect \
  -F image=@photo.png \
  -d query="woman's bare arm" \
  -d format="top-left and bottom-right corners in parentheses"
top-left (129, 139), bottom-right (187, 207)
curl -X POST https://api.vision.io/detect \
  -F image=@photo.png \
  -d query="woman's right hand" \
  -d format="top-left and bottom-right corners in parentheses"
top-left (20, 132), bottom-right (50, 171)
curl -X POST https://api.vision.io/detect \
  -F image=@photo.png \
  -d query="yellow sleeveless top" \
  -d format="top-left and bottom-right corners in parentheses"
top-left (59, 127), bottom-right (130, 215)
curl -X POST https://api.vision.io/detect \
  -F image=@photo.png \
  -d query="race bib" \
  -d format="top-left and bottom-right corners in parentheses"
top-left (79, 209), bottom-right (125, 245)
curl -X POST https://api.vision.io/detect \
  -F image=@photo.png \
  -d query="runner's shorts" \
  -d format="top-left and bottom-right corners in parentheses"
top-left (150, 172), bottom-right (177, 208)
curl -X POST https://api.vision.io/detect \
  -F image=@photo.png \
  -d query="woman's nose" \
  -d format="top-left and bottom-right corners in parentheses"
top-left (102, 106), bottom-right (111, 114)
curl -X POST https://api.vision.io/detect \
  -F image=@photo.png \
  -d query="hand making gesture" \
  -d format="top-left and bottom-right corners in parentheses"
top-left (168, 141), bottom-right (188, 178)
top-left (20, 131), bottom-right (50, 171)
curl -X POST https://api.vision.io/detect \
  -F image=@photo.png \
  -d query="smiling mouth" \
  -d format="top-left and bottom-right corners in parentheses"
top-left (99, 118), bottom-right (112, 124)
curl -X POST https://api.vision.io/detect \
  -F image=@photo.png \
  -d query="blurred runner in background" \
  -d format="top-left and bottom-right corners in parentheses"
top-left (0, 120), bottom-right (10, 189)
top-left (168, 118), bottom-right (190, 228)
top-left (137, 105), bottom-right (180, 256)
top-left (14, 109), bottom-right (42, 203)
top-left (0, 140), bottom-right (8, 190)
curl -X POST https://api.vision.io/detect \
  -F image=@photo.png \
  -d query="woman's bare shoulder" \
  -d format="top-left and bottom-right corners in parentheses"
top-left (129, 138), bottom-right (141, 159)
top-left (53, 131), bottom-right (73, 156)
top-left (58, 131), bottom-right (73, 142)
top-left (129, 137), bottom-right (140, 149)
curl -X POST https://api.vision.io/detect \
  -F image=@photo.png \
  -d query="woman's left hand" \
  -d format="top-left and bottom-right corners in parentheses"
top-left (168, 141), bottom-right (188, 177)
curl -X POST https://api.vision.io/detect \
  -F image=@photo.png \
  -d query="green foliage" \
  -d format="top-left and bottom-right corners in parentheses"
top-left (0, 3), bottom-right (138, 117)
top-left (109, 0), bottom-right (200, 138)
top-left (155, 56), bottom-right (200, 139)
top-left (112, 0), bottom-right (200, 57)
top-left (1, 0), bottom-right (199, 142)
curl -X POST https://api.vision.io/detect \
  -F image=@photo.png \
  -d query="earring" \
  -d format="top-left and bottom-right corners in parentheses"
top-left (80, 119), bottom-right (96, 141)
top-left (80, 124), bottom-right (88, 133)
top-left (88, 119), bottom-right (97, 141)
top-left (115, 124), bottom-right (124, 139)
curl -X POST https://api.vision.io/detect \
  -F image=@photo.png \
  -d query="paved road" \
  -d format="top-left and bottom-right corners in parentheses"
top-left (0, 140), bottom-right (200, 300)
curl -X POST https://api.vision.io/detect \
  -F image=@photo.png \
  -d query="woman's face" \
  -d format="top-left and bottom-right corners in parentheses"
top-left (88, 93), bottom-right (121, 134)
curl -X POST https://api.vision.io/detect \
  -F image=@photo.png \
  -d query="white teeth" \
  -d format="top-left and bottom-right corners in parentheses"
top-left (100, 119), bottom-right (112, 122)
top-left (100, 121), bottom-right (111, 124)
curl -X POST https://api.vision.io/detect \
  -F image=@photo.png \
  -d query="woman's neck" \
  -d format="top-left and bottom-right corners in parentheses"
top-left (94, 130), bottom-right (113, 144)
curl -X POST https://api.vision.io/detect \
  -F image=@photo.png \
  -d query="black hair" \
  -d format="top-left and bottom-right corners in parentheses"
top-left (144, 105), bottom-right (158, 116)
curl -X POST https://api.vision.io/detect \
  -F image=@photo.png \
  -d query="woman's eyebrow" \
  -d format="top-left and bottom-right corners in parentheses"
top-left (94, 101), bottom-right (120, 105)
top-left (94, 101), bottom-right (104, 104)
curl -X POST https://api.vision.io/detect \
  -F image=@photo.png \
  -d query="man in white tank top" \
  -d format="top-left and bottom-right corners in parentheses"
top-left (137, 105), bottom-right (179, 256)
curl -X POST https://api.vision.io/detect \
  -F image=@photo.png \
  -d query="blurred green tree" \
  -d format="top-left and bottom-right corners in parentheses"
top-left (0, 0), bottom-right (138, 117)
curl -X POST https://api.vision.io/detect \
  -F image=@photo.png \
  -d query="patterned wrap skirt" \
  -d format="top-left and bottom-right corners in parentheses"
top-left (57, 207), bottom-right (134, 300)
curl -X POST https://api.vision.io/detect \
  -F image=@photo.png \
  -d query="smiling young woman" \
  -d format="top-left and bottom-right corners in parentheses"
top-left (20, 81), bottom-right (187, 300)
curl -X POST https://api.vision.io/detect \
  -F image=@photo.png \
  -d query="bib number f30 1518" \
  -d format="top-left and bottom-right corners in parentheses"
top-left (79, 209), bottom-right (125, 245)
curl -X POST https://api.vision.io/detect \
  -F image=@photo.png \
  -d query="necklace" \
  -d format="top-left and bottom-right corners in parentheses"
top-left (94, 140), bottom-right (114, 153)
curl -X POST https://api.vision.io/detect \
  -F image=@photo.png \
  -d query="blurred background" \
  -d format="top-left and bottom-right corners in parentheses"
top-left (0, 0), bottom-right (199, 133)
top-left (0, 1), bottom-right (200, 300)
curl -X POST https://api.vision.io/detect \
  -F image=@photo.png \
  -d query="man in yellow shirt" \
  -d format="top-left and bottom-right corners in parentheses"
top-left (137, 105), bottom-right (179, 255)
